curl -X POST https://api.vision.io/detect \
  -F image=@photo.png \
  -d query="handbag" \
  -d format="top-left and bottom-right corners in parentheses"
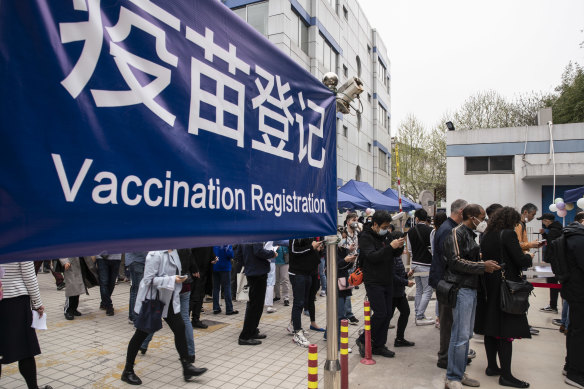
top-left (436, 279), bottom-right (458, 307)
top-left (498, 232), bottom-right (534, 314)
top-left (236, 269), bottom-right (249, 301)
top-left (337, 276), bottom-right (354, 291)
top-left (134, 286), bottom-right (165, 333)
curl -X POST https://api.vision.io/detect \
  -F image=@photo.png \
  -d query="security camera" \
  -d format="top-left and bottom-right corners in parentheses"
top-left (336, 77), bottom-right (364, 114)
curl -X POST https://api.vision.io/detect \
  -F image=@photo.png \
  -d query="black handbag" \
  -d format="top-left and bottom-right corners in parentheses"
top-left (436, 279), bottom-right (458, 308)
top-left (134, 286), bottom-right (165, 333)
top-left (498, 231), bottom-right (534, 315)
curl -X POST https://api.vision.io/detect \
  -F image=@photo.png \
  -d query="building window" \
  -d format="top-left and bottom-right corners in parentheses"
top-left (321, 36), bottom-right (337, 73)
top-left (233, 1), bottom-right (268, 36)
top-left (343, 64), bottom-right (348, 78)
top-left (355, 165), bottom-right (361, 181)
top-left (356, 112), bottom-right (361, 131)
top-left (356, 55), bottom-right (361, 77)
top-left (378, 103), bottom-right (388, 129)
top-left (379, 149), bottom-right (387, 172)
top-left (367, 93), bottom-right (371, 103)
top-left (343, 125), bottom-right (348, 138)
top-left (291, 10), bottom-right (309, 54)
top-left (367, 45), bottom-right (371, 55)
top-left (367, 143), bottom-right (371, 152)
top-left (465, 156), bottom-right (514, 174)
top-left (378, 61), bottom-right (386, 80)
top-left (343, 5), bottom-right (348, 20)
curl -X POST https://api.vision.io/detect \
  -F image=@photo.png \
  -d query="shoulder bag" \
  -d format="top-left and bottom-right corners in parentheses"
top-left (499, 231), bottom-right (534, 315)
top-left (436, 229), bottom-right (461, 308)
top-left (134, 285), bottom-right (165, 333)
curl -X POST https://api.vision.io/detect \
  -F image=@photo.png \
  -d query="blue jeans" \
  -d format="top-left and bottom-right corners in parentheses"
top-left (212, 271), bottom-right (233, 313)
top-left (345, 296), bottom-right (354, 318)
top-left (447, 288), bottom-right (477, 382)
top-left (412, 264), bottom-right (433, 319)
top-left (96, 258), bottom-right (121, 308)
top-left (180, 291), bottom-right (195, 356)
top-left (319, 257), bottom-right (327, 292)
top-left (563, 300), bottom-right (570, 329)
top-left (290, 274), bottom-right (312, 331)
top-left (128, 262), bottom-right (145, 321)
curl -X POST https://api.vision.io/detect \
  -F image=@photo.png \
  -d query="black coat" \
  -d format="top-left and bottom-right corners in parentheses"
top-left (561, 222), bottom-right (584, 303)
top-left (358, 223), bottom-right (398, 286)
top-left (542, 221), bottom-right (563, 263)
top-left (393, 256), bottom-right (408, 297)
top-left (476, 229), bottom-right (533, 338)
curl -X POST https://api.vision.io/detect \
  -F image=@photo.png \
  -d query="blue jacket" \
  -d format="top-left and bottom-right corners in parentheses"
top-left (241, 243), bottom-right (274, 277)
top-left (213, 245), bottom-right (233, 272)
top-left (429, 217), bottom-right (458, 288)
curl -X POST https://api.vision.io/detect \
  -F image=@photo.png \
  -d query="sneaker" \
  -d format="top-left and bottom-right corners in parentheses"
top-left (293, 329), bottom-right (310, 347)
top-left (445, 379), bottom-right (463, 389)
top-left (56, 282), bottom-right (66, 291)
top-left (552, 319), bottom-right (563, 326)
top-left (468, 349), bottom-right (476, 359)
top-left (560, 325), bottom-right (567, 333)
top-left (415, 316), bottom-right (434, 326)
top-left (303, 309), bottom-right (310, 317)
top-left (563, 364), bottom-right (568, 376)
top-left (348, 316), bottom-right (359, 325)
top-left (320, 290), bottom-right (326, 297)
top-left (287, 321), bottom-right (294, 334)
top-left (128, 319), bottom-right (134, 324)
top-left (347, 347), bottom-right (352, 353)
top-left (529, 327), bottom-right (540, 335)
top-left (284, 299), bottom-right (290, 306)
top-left (566, 374), bottom-right (584, 389)
top-left (273, 297), bottom-right (281, 302)
top-left (540, 305), bottom-right (558, 314)
top-left (266, 307), bottom-right (277, 313)
top-left (461, 374), bottom-right (480, 387)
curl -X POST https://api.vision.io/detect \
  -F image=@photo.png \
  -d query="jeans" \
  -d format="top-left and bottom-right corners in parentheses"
top-left (358, 283), bottom-right (393, 349)
top-left (345, 297), bottom-right (354, 318)
top-left (446, 288), bottom-right (477, 382)
top-left (290, 273), bottom-right (312, 331)
top-left (318, 257), bottom-right (327, 292)
top-left (412, 264), bottom-right (432, 319)
top-left (180, 291), bottom-right (195, 356)
top-left (563, 300), bottom-right (570, 328)
top-left (128, 262), bottom-right (145, 321)
top-left (96, 258), bottom-right (121, 308)
top-left (212, 271), bottom-right (234, 313)
top-left (239, 274), bottom-right (267, 340)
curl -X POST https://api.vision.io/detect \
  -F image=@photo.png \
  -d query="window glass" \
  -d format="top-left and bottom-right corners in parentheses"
top-left (356, 56), bottom-right (361, 77)
top-left (290, 15), bottom-right (299, 47)
top-left (247, 1), bottom-right (268, 36)
top-left (299, 19), bottom-right (308, 54)
top-left (490, 156), bottom-right (514, 172)
top-left (466, 157), bottom-right (489, 173)
top-left (379, 150), bottom-right (387, 172)
top-left (233, 7), bottom-right (246, 21)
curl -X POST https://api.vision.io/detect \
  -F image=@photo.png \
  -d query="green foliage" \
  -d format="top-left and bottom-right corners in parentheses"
top-left (552, 61), bottom-right (584, 124)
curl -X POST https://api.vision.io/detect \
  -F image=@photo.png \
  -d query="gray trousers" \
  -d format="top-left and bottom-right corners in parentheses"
top-left (438, 303), bottom-right (454, 365)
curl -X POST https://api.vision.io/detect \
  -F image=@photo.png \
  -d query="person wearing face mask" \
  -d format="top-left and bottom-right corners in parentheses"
top-left (537, 213), bottom-right (563, 314)
top-left (515, 203), bottom-right (542, 253)
top-left (340, 213), bottom-right (361, 325)
top-left (355, 210), bottom-right (405, 358)
top-left (442, 204), bottom-right (501, 389)
top-left (478, 207), bottom-right (533, 388)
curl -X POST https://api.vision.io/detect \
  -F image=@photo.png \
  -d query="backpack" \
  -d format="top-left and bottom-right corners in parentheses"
top-left (549, 234), bottom-right (570, 283)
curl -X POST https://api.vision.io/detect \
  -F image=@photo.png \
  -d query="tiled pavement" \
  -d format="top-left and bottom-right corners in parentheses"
top-left (1, 271), bottom-right (366, 389)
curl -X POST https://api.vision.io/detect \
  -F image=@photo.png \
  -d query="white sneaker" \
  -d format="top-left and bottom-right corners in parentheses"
top-left (415, 316), bottom-right (434, 326)
top-left (287, 321), bottom-right (294, 334)
top-left (267, 307), bottom-right (276, 313)
top-left (348, 347), bottom-right (352, 353)
top-left (461, 374), bottom-right (480, 387)
top-left (320, 290), bottom-right (326, 297)
top-left (293, 329), bottom-right (310, 347)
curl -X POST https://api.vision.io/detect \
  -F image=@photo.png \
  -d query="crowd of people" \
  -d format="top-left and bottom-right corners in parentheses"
top-left (1, 203), bottom-right (583, 388)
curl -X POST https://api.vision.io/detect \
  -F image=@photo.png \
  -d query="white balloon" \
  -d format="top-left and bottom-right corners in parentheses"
top-left (549, 204), bottom-right (558, 212)
top-left (578, 198), bottom-right (584, 209)
top-left (555, 197), bottom-right (564, 204)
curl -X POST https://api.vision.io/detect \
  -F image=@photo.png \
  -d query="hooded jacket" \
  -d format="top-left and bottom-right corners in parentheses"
top-left (561, 222), bottom-right (584, 303)
top-left (542, 220), bottom-right (563, 263)
top-left (358, 223), bottom-right (399, 286)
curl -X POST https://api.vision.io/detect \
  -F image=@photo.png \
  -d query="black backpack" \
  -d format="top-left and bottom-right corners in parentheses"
top-left (549, 234), bottom-right (570, 282)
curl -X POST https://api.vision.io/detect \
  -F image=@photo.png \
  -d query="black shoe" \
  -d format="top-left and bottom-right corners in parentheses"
top-left (372, 346), bottom-right (395, 358)
top-left (238, 338), bottom-right (262, 345)
top-left (192, 320), bottom-right (208, 329)
top-left (226, 310), bottom-right (239, 315)
top-left (99, 304), bottom-right (106, 310)
top-left (485, 366), bottom-right (503, 376)
top-left (106, 306), bottom-right (114, 316)
top-left (251, 333), bottom-right (267, 339)
top-left (437, 361), bottom-right (447, 369)
top-left (187, 355), bottom-right (195, 364)
top-left (213, 309), bottom-right (222, 314)
top-left (139, 348), bottom-right (147, 355)
top-left (56, 282), bottom-right (66, 291)
top-left (566, 373), bottom-right (584, 388)
top-left (273, 297), bottom-right (281, 302)
top-left (121, 369), bottom-right (142, 385)
top-left (348, 316), bottom-right (359, 325)
top-left (284, 299), bottom-right (290, 306)
top-left (73, 310), bottom-right (82, 316)
top-left (64, 312), bottom-right (75, 320)
top-left (181, 358), bottom-right (207, 381)
top-left (39, 386), bottom-right (54, 389)
top-left (356, 338), bottom-right (365, 358)
top-left (467, 358), bottom-right (472, 365)
top-left (394, 338), bottom-right (415, 347)
top-left (499, 376), bottom-right (530, 388)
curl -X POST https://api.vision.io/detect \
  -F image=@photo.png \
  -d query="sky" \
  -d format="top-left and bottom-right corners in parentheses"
top-left (359, 0), bottom-right (584, 134)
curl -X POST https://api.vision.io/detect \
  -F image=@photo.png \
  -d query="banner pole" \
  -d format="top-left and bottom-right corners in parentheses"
top-left (324, 235), bottom-right (341, 389)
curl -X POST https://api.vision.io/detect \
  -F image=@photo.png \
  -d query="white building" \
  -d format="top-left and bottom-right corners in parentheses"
top-left (223, 0), bottom-right (392, 190)
top-left (446, 121), bottom-right (584, 229)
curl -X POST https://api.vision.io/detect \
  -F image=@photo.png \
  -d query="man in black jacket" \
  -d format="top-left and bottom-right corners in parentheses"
top-left (190, 247), bottom-right (216, 329)
top-left (238, 243), bottom-right (277, 345)
top-left (538, 213), bottom-right (563, 313)
top-left (443, 204), bottom-right (500, 389)
top-left (355, 210), bottom-right (404, 358)
top-left (562, 212), bottom-right (584, 388)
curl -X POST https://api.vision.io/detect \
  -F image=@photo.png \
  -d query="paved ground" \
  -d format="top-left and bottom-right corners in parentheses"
top-left (0, 271), bottom-right (572, 389)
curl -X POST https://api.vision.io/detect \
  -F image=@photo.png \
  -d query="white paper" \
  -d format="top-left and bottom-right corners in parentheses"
top-left (31, 310), bottom-right (47, 330)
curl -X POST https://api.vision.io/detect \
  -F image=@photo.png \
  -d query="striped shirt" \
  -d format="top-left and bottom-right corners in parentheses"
top-left (0, 261), bottom-right (42, 308)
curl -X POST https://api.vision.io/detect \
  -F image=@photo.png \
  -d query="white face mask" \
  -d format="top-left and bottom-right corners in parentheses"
top-left (378, 228), bottom-right (388, 236)
top-left (473, 217), bottom-right (487, 233)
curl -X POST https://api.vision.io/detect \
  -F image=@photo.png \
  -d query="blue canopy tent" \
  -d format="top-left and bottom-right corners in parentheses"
top-left (338, 180), bottom-right (401, 211)
top-left (337, 190), bottom-right (370, 210)
top-left (381, 188), bottom-right (422, 212)
top-left (565, 186), bottom-right (584, 203)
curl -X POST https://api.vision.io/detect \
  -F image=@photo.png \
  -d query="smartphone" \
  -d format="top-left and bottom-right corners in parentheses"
top-left (178, 275), bottom-right (188, 280)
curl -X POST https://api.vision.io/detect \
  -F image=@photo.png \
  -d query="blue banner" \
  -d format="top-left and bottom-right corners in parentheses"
top-left (0, 0), bottom-right (337, 262)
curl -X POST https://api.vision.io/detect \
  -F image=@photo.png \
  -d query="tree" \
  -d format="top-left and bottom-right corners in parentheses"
top-left (391, 114), bottom-right (446, 201)
top-left (552, 61), bottom-right (584, 124)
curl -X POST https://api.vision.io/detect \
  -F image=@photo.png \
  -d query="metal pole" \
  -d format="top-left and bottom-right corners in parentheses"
top-left (324, 235), bottom-right (341, 389)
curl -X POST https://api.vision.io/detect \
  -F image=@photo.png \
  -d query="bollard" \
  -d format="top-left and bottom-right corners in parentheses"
top-left (360, 300), bottom-right (376, 365)
top-left (340, 319), bottom-right (349, 389)
top-left (308, 344), bottom-right (318, 389)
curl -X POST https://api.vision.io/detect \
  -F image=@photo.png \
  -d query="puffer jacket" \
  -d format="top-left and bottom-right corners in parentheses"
top-left (442, 224), bottom-right (485, 289)
top-left (561, 222), bottom-right (584, 303)
top-left (359, 223), bottom-right (399, 286)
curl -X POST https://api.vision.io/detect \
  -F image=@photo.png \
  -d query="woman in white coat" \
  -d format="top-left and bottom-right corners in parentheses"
top-left (121, 250), bottom-right (207, 385)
